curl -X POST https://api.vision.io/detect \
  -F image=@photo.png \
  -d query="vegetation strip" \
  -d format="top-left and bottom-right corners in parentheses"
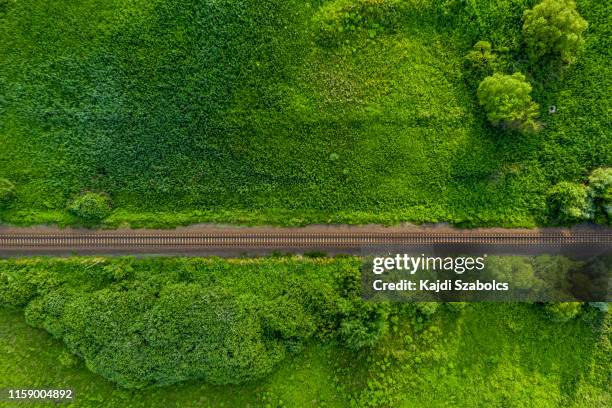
top-left (1, 256), bottom-right (610, 407)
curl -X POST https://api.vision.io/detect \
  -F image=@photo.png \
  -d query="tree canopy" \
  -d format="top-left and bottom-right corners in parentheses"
top-left (523, 0), bottom-right (588, 64)
top-left (477, 72), bottom-right (541, 133)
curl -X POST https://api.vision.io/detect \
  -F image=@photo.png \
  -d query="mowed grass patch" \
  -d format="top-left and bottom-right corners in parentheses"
top-left (0, 0), bottom-right (610, 227)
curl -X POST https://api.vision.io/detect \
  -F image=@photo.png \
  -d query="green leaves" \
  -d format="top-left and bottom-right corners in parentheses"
top-left (477, 72), bottom-right (541, 133)
top-left (587, 168), bottom-right (612, 223)
top-left (0, 178), bottom-right (15, 208)
top-left (0, 257), bottom-right (362, 388)
top-left (546, 181), bottom-right (592, 223)
top-left (523, 0), bottom-right (588, 64)
top-left (68, 192), bottom-right (112, 223)
top-left (546, 168), bottom-right (612, 225)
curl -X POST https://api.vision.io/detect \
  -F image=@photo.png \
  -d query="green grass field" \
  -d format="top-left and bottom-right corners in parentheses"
top-left (0, 0), bottom-right (610, 227)
top-left (0, 256), bottom-right (610, 407)
top-left (1, 303), bottom-right (609, 407)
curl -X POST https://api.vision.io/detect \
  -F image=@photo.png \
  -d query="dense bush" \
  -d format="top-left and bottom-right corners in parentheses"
top-left (23, 279), bottom-right (308, 388)
top-left (487, 256), bottom-right (545, 291)
top-left (68, 192), bottom-right (111, 222)
top-left (0, 257), bottom-right (377, 387)
top-left (523, 0), bottom-right (588, 64)
top-left (415, 302), bottom-right (440, 316)
top-left (464, 41), bottom-right (498, 75)
top-left (477, 72), bottom-right (541, 133)
top-left (588, 168), bottom-right (612, 222)
top-left (338, 300), bottom-right (390, 351)
top-left (546, 181), bottom-right (592, 223)
top-left (543, 302), bottom-right (582, 322)
top-left (0, 178), bottom-right (15, 208)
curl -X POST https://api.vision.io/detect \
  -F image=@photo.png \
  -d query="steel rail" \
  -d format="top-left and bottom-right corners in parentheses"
top-left (0, 230), bottom-right (611, 250)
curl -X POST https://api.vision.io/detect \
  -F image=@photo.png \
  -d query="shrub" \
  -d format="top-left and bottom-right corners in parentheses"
top-left (415, 302), bottom-right (440, 316)
top-left (68, 192), bottom-right (111, 222)
top-left (0, 267), bottom-right (61, 308)
top-left (587, 168), bottom-right (612, 197)
top-left (261, 296), bottom-right (316, 341)
top-left (57, 350), bottom-right (79, 368)
top-left (544, 302), bottom-right (582, 322)
top-left (588, 168), bottom-right (612, 222)
top-left (445, 302), bottom-right (468, 313)
top-left (487, 256), bottom-right (545, 293)
top-left (546, 181), bottom-right (592, 223)
top-left (477, 73), bottom-right (541, 133)
top-left (0, 178), bottom-right (15, 208)
top-left (31, 284), bottom-right (292, 388)
top-left (0, 258), bottom-right (355, 389)
top-left (523, 0), bottom-right (588, 64)
top-left (588, 302), bottom-right (609, 313)
top-left (338, 301), bottom-right (390, 350)
top-left (465, 41), bottom-right (497, 75)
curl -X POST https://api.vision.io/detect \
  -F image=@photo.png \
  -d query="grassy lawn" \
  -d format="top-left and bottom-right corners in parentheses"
top-left (0, 0), bottom-right (610, 227)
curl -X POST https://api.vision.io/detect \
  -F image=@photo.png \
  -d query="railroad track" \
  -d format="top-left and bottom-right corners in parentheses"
top-left (1, 229), bottom-right (611, 250)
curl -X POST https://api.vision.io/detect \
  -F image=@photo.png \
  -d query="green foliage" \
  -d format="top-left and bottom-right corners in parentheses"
top-left (415, 302), bottom-right (440, 316)
top-left (0, 266), bottom-right (61, 308)
top-left (1, 266), bottom-right (611, 407)
top-left (464, 41), bottom-right (498, 75)
top-left (523, 0), bottom-right (588, 64)
top-left (445, 302), bottom-right (468, 312)
top-left (588, 167), bottom-right (612, 222)
top-left (546, 181), bottom-right (592, 223)
top-left (338, 301), bottom-right (390, 351)
top-left (0, 257), bottom-right (362, 388)
top-left (262, 296), bottom-right (317, 344)
top-left (0, 1), bottom-right (610, 228)
top-left (0, 0), bottom-right (9, 13)
top-left (543, 302), bottom-right (583, 322)
top-left (477, 72), bottom-right (541, 133)
top-left (68, 192), bottom-right (111, 222)
top-left (0, 178), bottom-right (15, 208)
top-left (315, 0), bottom-right (403, 47)
top-left (57, 349), bottom-right (79, 368)
top-left (588, 302), bottom-right (609, 313)
top-left (487, 256), bottom-right (545, 291)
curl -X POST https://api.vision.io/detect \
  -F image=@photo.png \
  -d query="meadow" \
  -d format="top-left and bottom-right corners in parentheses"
top-left (0, 0), bottom-right (610, 227)
top-left (1, 301), bottom-right (609, 407)
top-left (0, 256), bottom-right (610, 407)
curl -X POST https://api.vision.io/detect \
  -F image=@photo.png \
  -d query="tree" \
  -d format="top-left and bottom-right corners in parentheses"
top-left (523, 0), bottom-right (588, 64)
top-left (465, 41), bottom-right (497, 74)
top-left (588, 168), bottom-right (612, 221)
top-left (477, 72), bottom-right (541, 133)
top-left (68, 192), bottom-right (111, 222)
top-left (487, 256), bottom-right (545, 292)
top-left (546, 181), bottom-right (592, 223)
top-left (0, 178), bottom-right (15, 208)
